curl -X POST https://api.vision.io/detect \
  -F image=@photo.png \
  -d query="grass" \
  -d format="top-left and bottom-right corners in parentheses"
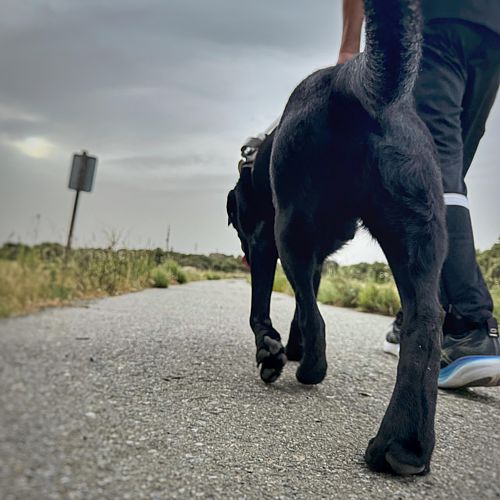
top-left (272, 239), bottom-right (500, 317)
top-left (273, 265), bottom-right (400, 316)
top-left (1, 239), bottom-right (498, 319)
top-left (0, 243), bottom-right (245, 318)
top-left (151, 259), bottom-right (188, 288)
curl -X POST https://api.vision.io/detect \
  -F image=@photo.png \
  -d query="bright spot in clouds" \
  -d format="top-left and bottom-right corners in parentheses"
top-left (13, 137), bottom-right (54, 159)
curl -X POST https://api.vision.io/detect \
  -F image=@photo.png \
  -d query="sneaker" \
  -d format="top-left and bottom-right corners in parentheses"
top-left (382, 310), bottom-right (403, 357)
top-left (438, 318), bottom-right (500, 389)
top-left (382, 313), bottom-right (500, 389)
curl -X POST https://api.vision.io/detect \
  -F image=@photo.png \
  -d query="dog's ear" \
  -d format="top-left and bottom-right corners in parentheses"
top-left (226, 190), bottom-right (236, 226)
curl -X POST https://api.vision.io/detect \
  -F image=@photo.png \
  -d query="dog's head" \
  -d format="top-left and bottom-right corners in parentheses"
top-left (226, 169), bottom-right (253, 266)
top-left (227, 131), bottom-right (275, 268)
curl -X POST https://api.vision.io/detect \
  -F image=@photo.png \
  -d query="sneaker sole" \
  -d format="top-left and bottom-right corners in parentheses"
top-left (383, 340), bottom-right (400, 357)
top-left (438, 356), bottom-right (500, 389)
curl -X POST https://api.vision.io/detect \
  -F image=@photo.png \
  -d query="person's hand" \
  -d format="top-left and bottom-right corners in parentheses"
top-left (337, 0), bottom-right (364, 65)
top-left (337, 51), bottom-right (359, 65)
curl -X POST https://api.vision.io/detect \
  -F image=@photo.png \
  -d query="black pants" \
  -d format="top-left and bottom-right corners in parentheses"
top-left (414, 20), bottom-right (500, 329)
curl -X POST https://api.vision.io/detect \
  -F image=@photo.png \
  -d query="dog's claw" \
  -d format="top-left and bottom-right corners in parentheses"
top-left (256, 348), bottom-right (271, 366)
top-left (263, 336), bottom-right (282, 355)
top-left (256, 335), bottom-right (287, 383)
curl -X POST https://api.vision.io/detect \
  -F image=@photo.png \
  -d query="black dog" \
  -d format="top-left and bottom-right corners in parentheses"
top-left (227, 0), bottom-right (446, 475)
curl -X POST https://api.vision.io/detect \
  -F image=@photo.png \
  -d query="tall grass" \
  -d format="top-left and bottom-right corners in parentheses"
top-left (477, 240), bottom-right (500, 314)
top-left (1, 240), bottom-right (498, 319)
top-left (151, 259), bottom-right (188, 288)
top-left (0, 243), bottom-right (245, 318)
top-left (273, 239), bottom-right (500, 317)
top-left (273, 266), bottom-right (400, 316)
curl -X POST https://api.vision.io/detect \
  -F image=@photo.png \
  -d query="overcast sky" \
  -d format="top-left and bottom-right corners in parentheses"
top-left (0, 0), bottom-right (498, 264)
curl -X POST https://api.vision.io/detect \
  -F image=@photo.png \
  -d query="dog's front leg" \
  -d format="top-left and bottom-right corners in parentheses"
top-left (249, 229), bottom-right (287, 383)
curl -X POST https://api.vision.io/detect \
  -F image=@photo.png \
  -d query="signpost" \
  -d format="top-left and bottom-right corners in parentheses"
top-left (66, 151), bottom-right (97, 251)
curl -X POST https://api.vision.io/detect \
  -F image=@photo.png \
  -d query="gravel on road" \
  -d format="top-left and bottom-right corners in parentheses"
top-left (0, 279), bottom-right (499, 499)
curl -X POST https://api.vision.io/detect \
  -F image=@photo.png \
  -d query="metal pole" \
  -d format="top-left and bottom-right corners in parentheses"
top-left (66, 151), bottom-right (88, 252)
top-left (66, 189), bottom-right (80, 251)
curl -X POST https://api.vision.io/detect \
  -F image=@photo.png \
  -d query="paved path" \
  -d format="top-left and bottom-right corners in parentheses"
top-left (0, 280), bottom-right (499, 499)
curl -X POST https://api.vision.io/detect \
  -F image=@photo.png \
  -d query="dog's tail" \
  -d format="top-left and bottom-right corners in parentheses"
top-left (339, 0), bottom-right (422, 113)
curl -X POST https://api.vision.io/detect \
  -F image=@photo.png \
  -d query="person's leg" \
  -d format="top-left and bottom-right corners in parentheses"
top-left (439, 23), bottom-right (500, 329)
top-left (384, 20), bottom-right (500, 386)
top-left (413, 21), bottom-right (467, 314)
top-left (435, 24), bottom-right (500, 388)
top-left (414, 20), bottom-right (500, 326)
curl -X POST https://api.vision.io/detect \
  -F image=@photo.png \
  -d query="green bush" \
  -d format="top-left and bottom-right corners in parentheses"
top-left (164, 259), bottom-right (188, 284)
top-left (151, 268), bottom-right (169, 288)
top-left (358, 283), bottom-right (400, 316)
top-left (477, 240), bottom-right (500, 290)
top-left (1, 239), bottom-right (498, 318)
top-left (205, 272), bottom-right (222, 280)
top-left (275, 264), bottom-right (400, 316)
top-left (162, 251), bottom-right (247, 273)
top-left (273, 269), bottom-right (294, 295)
top-left (318, 278), bottom-right (363, 308)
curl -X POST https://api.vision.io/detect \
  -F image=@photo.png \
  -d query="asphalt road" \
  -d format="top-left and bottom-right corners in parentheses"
top-left (1, 280), bottom-right (499, 499)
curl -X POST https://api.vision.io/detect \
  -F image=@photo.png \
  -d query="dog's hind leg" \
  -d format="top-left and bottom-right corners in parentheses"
top-left (275, 212), bottom-right (327, 384)
top-left (363, 208), bottom-right (446, 475)
top-left (248, 223), bottom-right (287, 384)
top-left (286, 307), bottom-right (302, 362)
top-left (286, 264), bottom-right (322, 362)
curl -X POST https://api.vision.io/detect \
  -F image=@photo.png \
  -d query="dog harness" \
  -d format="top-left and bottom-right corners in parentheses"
top-left (238, 117), bottom-right (280, 174)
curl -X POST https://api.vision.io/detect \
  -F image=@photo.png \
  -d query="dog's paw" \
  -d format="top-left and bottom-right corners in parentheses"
top-left (365, 436), bottom-right (429, 476)
top-left (296, 357), bottom-right (327, 385)
top-left (256, 336), bottom-right (287, 384)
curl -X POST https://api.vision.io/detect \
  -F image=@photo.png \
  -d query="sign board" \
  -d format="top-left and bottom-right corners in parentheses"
top-left (69, 153), bottom-right (97, 192)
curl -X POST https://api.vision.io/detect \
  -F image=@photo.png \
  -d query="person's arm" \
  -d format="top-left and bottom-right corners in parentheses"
top-left (337, 0), bottom-right (364, 64)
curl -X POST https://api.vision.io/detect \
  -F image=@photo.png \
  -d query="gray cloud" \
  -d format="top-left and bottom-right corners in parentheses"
top-left (0, 0), bottom-right (498, 261)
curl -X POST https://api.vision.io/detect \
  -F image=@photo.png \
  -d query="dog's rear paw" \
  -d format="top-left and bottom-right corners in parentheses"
top-left (296, 358), bottom-right (327, 385)
top-left (365, 436), bottom-right (429, 476)
top-left (256, 336), bottom-right (287, 383)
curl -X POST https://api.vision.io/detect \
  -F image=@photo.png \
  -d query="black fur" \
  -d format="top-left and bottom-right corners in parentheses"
top-left (227, 0), bottom-right (446, 475)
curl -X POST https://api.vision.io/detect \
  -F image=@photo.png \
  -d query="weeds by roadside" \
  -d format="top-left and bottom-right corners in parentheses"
top-left (0, 243), bottom-right (245, 318)
top-left (1, 239), bottom-right (498, 319)
top-left (273, 239), bottom-right (500, 316)
top-left (273, 265), bottom-right (400, 316)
